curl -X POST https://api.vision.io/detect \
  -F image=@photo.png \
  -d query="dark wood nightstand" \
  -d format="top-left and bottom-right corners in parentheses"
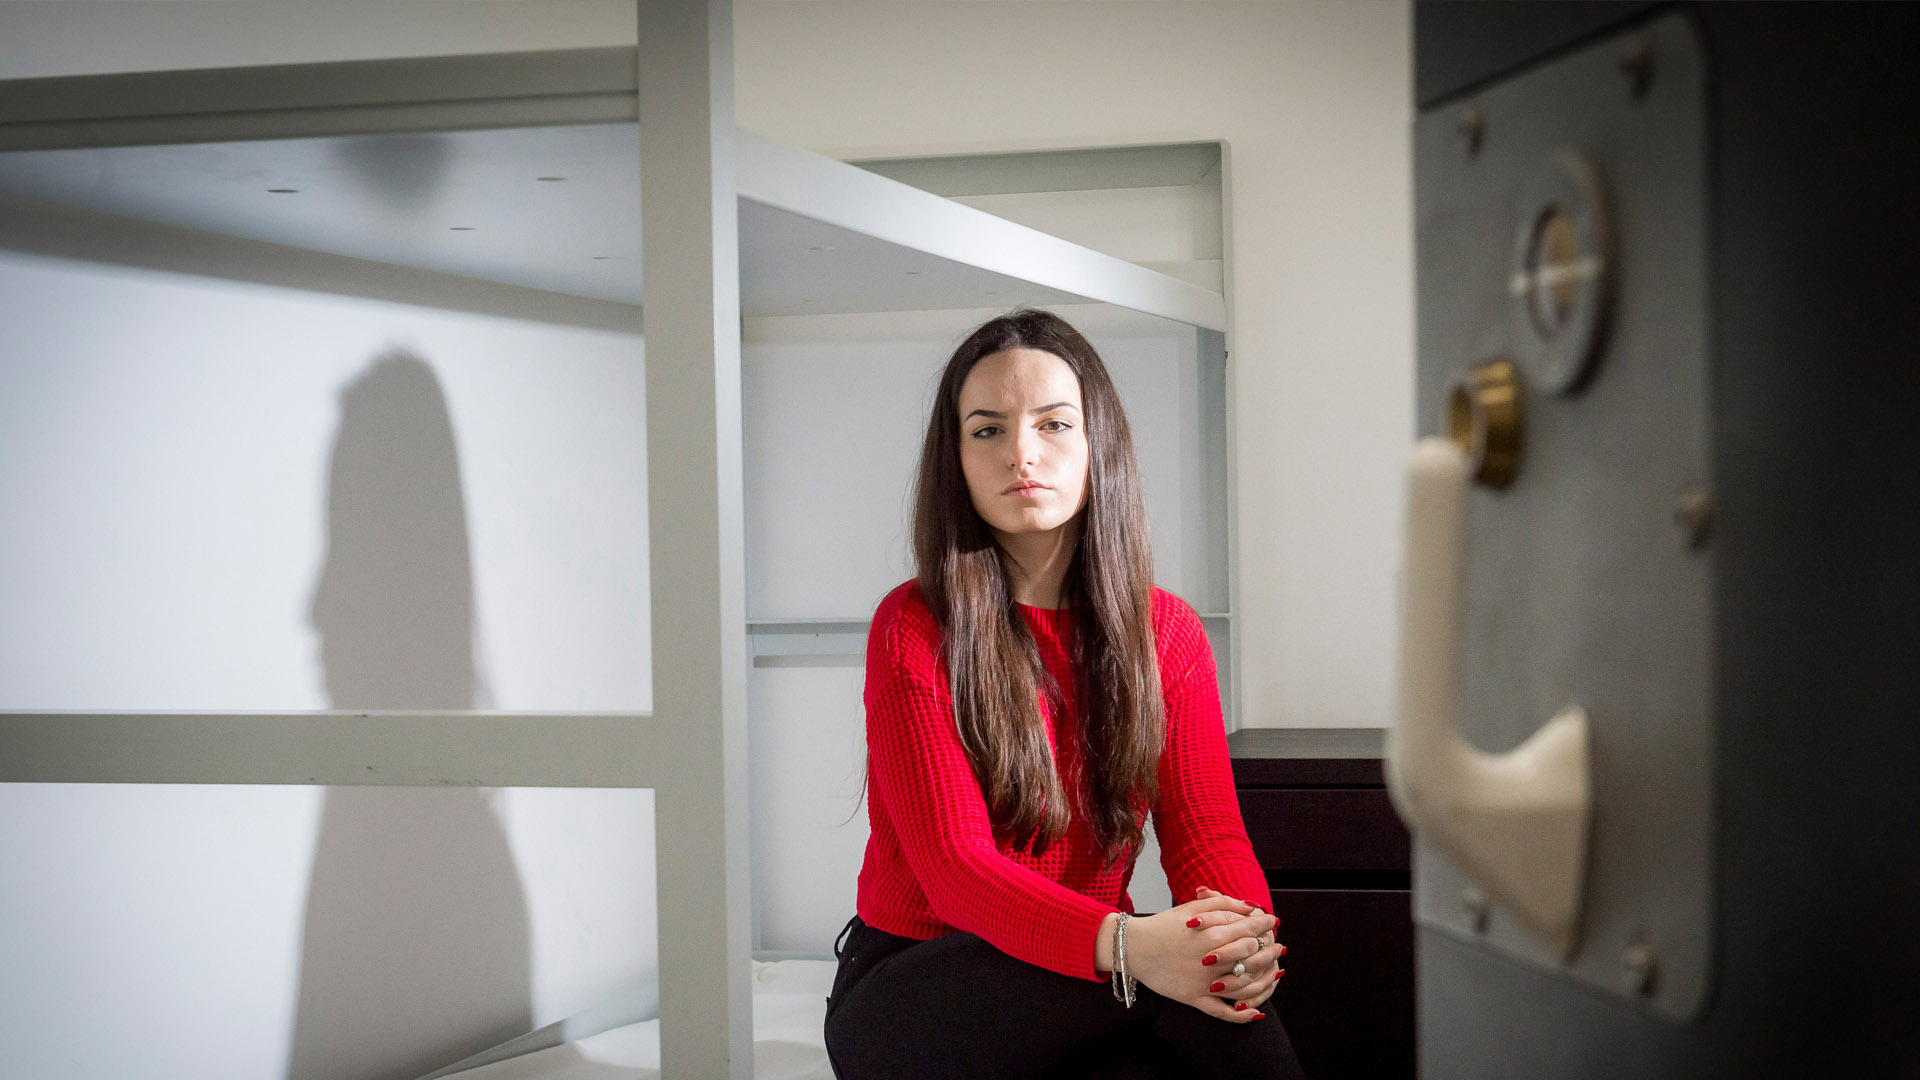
top-left (1229, 728), bottom-right (1414, 1080)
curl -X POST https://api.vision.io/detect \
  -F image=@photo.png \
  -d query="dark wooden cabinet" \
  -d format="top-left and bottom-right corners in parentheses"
top-left (1229, 729), bottom-right (1414, 1080)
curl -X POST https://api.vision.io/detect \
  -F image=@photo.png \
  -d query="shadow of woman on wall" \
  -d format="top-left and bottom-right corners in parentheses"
top-left (287, 351), bottom-right (532, 1080)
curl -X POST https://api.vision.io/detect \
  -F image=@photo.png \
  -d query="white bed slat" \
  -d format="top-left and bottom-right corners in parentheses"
top-left (0, 712), bottom-right (666, 787)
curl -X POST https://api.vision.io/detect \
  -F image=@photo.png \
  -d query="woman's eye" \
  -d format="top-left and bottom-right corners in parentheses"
top-left (969, 425), bottom-right (1000, 438)
top-left (1041, 419), bottom-right (1074, 433)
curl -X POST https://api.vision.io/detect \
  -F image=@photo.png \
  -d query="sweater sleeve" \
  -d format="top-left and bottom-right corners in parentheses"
top-left (864, 592), bottom-right (1116, 982)
top-left (1150, 593), bottom-right (1275, 916)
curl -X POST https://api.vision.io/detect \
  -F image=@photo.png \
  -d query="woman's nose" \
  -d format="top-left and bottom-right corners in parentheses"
top-left (1009, 430), bottom-right (1039, 469)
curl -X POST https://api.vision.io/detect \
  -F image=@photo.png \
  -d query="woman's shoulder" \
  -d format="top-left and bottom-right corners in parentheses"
top-left (1149, 586), bottom-right (1206, 640)
top-left (869, 579), bottom-right (942, 662)
top-left (1149, 586), bottom-right (1210, 677)
top-left (872, 578), bottom-right (932, 627)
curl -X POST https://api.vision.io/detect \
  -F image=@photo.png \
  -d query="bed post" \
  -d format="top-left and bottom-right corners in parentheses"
top-left (636, 1), bottom-right (753, 1077)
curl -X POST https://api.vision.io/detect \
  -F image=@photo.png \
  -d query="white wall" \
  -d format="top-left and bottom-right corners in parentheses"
top-left (0, 252), bottom-right (650, 713)
top-left (0, 783), bottom-right (655, 1080)
top-left (0, 250), bottom-right (657, 1080)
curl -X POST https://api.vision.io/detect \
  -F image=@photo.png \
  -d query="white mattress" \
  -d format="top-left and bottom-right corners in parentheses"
top-left (442, 960), bottom-right (837, 1080)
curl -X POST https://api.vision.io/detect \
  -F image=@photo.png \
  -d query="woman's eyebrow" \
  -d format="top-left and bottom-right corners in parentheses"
top-left (962, 402), bottom-right (1081, 422)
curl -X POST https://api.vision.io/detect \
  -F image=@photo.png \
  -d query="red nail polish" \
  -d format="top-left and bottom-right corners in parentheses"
top-left (1276, 968), bottom-right (1286, 978)
top-left (1234, 1002), bottom-right (1248, 1012)
top-left (1253, 1011), bottom-right (1266, 1020)
top-left (1202, 954), bottom-right (1218, 966)
top-left (1209, 981), bottom-right (1225, 993)
top-left (1186, 917), bottom-right (1202, 928)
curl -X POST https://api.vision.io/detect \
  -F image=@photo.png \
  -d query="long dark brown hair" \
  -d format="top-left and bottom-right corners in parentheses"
top-left (913, 308), bottom-right (1163, 864)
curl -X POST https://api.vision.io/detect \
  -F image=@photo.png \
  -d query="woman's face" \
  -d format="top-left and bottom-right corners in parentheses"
top-left (956, 347), bottom-right (1090, 539)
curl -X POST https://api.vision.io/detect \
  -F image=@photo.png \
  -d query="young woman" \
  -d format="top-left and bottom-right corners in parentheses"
top-left (823, 310), bottom-right (1305, 1080)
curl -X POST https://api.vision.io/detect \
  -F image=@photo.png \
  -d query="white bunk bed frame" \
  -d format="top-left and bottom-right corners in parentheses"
top-left (0, 4), bottom-right (1232, 1077)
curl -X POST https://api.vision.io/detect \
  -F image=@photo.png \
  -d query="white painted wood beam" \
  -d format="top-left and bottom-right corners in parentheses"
top-left (0, 48), bottom-right (639, 151)
top-left (738, 131), bottom-right (1228, 331)
top-left (0, 712), bottom-right (665, 787)
top-left (637, 1), bottom-right (755, 1076)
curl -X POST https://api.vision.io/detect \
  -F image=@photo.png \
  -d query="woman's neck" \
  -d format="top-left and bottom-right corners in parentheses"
top-left (995, 517), bottom-right (1082, 610)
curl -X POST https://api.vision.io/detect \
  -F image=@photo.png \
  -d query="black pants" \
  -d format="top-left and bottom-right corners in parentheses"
top-left (823, 915), bottom-right (1307, 1080)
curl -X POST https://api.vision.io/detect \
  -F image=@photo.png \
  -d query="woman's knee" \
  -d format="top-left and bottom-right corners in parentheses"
top-left (1149, 1004), bottom-right (1306, 1080)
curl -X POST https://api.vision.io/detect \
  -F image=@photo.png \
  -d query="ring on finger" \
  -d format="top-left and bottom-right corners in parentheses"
top-left (1231, 960), bottom-right (1247, 978)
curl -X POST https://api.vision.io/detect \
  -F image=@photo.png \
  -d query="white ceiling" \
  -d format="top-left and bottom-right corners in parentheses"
top-left (0, 123), bottom-right (1090, 316)
top-left (0, 124), bottom-right (645, 302)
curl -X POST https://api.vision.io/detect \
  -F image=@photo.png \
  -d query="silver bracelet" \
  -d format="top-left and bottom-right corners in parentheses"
top-left (1110, 913), bottom-right (1139, 1008)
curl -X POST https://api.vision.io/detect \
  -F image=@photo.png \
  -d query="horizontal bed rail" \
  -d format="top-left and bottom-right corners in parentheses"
top-left (0, 48), bottom-right (640, 151)
top-left (0, 710), bottom-right (670, 787)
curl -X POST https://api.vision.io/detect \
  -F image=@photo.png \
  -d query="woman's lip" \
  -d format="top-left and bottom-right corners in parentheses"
top-left (1003, 482), bottom-right (1048, 495)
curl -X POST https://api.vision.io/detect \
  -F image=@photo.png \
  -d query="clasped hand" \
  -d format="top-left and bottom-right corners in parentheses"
top-left (1125, 886), bottom-right (1284, 1023)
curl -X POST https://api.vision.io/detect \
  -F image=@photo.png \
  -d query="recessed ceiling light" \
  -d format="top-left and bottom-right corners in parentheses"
top-left (537, 176), bottom-right (567, 182)
top-left (592, 256), bottom-right (612, 261)
top-left (449, 226), bottom-right (476, 231)
top-left (904, 270), bottom-right (922, 276)
top-left (267, 188), bottom-right (298, 194)
top-left (807, 245), bottom-right (833, 252)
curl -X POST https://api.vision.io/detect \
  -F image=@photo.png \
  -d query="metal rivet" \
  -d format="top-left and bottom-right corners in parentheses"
top-left (1620, 37), bottom-right (1656, 99)
top-left (1674, 485), bottom-right (1714, 550)
top-left (1445, 358), bottom-right (1524, 490)
top-left (1462, 886), bottom-right (1490, 933)
top-left (1457, 101), bottom-right (1486, 158)
top-left (1622, 937), bottom-right (1658, 995)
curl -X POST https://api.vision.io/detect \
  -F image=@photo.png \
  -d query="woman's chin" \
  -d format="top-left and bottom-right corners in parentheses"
top-left (990, 513), bottom-right (1072, 537)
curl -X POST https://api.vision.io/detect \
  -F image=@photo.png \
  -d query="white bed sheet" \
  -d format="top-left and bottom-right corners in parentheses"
top-left (442, 960), bottom-right (837, 1080)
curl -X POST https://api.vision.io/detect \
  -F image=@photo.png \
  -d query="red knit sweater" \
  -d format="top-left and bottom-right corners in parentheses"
top-left (857, 579), bottom-right (1273, 982)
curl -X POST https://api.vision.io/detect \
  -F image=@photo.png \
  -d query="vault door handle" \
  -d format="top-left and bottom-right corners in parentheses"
top-left (1386, 438), bottom-right (1591, 958)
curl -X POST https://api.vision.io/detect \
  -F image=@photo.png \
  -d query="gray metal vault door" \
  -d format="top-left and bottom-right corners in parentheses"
top-left (1408, 13), bottom-right (1712, 1020)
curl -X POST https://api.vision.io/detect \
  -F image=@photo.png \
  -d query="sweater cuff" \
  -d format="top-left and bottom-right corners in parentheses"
top-left (1071, 899), bottom-right (1118, 982)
